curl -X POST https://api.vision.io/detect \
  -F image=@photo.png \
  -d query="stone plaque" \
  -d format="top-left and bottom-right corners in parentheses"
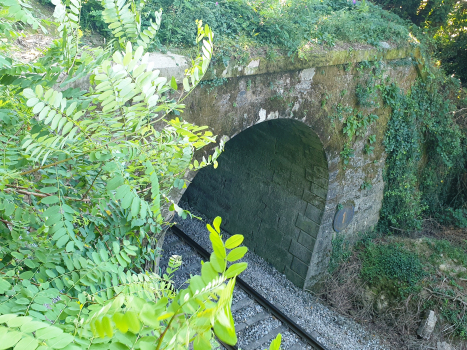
top-left (333, 206), bottom-right (354, 232)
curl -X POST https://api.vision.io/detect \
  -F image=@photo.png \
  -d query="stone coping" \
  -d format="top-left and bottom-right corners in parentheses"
top-left (147, 44), bottom-right (420, 83)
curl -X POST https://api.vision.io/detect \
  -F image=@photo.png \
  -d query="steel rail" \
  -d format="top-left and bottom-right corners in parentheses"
top-left (170, 225), bottom-right (328, 350)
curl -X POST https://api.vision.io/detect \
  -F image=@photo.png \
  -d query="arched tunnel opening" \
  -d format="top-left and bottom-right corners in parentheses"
top-left (182, 119), bottom-right (329, 288)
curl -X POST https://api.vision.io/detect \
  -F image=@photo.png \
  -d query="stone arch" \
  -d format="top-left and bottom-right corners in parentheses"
top-left (182, 118), bottom-right (332, 289)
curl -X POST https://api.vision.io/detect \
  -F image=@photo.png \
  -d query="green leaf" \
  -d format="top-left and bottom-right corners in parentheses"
top-left (0, 314), bottom-right (17, 323)
top-left (94, 319), bottom-right (105, 338)
top-left (208, 225), bottom-right (226, 259)
top-left (41, 187), bottom-right (59, 194)
top-left (224, 262), bottom-right (248, 278)
top-left (21, 321), bottom-right (49, 333)
top-left (124, 311), bottom-right (140, 334)
top-left (115, 185), bottom-right (131, 200)
top-left (112, 241), bottom-right (120, 254)
top-left (0, 278), bottom-right (11, 293)
top-left (226, 247), bottom-right (248, 262)
top-left (101, 316), bottom-right (113, 338)
top-left (26, 98), bottom-right (39, 107)
top-left (23, 88), bottom-right (35, 99)
top-left (0, 330), bottom-right (22, 349)
top-left (35, 85), bottom-right (44, 98)
top-left (183, 78), bottom-right (190, 91)
top-left (213, 216), bottom-right (221, 233)
top-left (210, 252), bottom-right (226, 273)
top-left (213, 308), bottom-right (237, 345)
top-left (133, 46), bottom-right (144, 62)
top-left (170, 76), bottom-right (178, 91)
top-left (130, 196), bottom-right (140, 218)
top-left (7, 316), bottom-right (32, 327)
top-left (65, 240), bottom-right (75, 252)
top-left (201, 261), bottom-right (218, 284)
top-left (62, 121), bottom-right (74, 135)
top-left (225, 234), bottom-right (244, 249)
top-left (13, 336), bottom-right (39, 350)
top-left (112, 313), bottom-right (128, 333)
top-left (121, 191), bottom-right (133, 209)
top-left (41, 196), bottom-right (59, 205)
top-left (269, 333), bottom-right (282, 350)
top-left (32, 102), bottom-right (45, 114)
top-left (193, 333), bottom-right (210, 350)
top-left (56, 234), bottom-right (70, 248)
top-left (107, 175), bottom-right (124, 191)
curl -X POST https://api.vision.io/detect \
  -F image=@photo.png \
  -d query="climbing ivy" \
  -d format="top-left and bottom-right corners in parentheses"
top-left (379, 74), bottom-right (466, 232)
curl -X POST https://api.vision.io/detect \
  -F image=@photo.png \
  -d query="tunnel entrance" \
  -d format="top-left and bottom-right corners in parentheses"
top-left (182, 119), bottom-right (329, 288)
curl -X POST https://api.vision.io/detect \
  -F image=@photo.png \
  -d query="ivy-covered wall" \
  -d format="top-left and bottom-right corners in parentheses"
top-left (174, 46), bottom-right (420, 290)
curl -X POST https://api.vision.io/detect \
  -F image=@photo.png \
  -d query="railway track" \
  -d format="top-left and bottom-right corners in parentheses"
top-left (160, 225), bottom-right (328, 350)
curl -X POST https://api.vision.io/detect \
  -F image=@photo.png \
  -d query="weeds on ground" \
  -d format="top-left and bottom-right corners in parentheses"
top-left (319, 232), bottom-right (467, 349)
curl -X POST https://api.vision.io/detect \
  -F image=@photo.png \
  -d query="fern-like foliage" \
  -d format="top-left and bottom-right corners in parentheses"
top-left (101, 0), bottom-right (161, 49)
top-left (0, 0), bottom-right (276, 348)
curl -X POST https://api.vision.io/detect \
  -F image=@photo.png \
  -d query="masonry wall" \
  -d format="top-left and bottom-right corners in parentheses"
top-left (171, 49), bottom-right (419, 290)
top-left (183, 120), bottom-right (328, 287)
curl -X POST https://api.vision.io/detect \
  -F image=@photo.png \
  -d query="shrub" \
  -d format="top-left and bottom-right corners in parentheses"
top-left (0, 0), bottom-right (273, 348)
top-left (360, 242), bottom-right (426, 297)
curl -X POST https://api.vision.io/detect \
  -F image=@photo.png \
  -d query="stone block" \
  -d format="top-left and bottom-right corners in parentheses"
top-left (297, 199), bottom-right (308, 215)
top-left (281, 236), bottom-right (292, 251)
top-left (311, 182), bottom-right (327, 199)
top-left (302, 190), bottom-right (326, 210)
top-left (296, 213), bottom-right (320, 238)
top-left (289, 240), bottom-right (313, 262)
top-left (284, 266), bottom-right (305, 288)
top-left (277, 215), bottom-right (295, 236)
top-left (437, 342), bottom-right (453, 350)
top-left (321, 209), bottom-right (335, 226)
top-left (288, 172), bottom-right (308, 197)
top-left (291, 257), bottom-right (309, 278)
top-left (272, 168), bottom-right (291, 185)
top-left (292, 227), bottom-right (301, 240)
top-left (305, 168), bottom-right (315, 182)
top-left (314, 165), bottom-right (328, 179)
top-left (257, 243), bottom-right (286, 268)
top-left (328, 169), bottom-right (339, 182)
top-left (258, 205), bottom-right (280, 225)
top-left (305, 203), bottom-right (323, 223)
top-left (267, 228), bottom-right (284, 246)
top-left (312, 176), bottom-right (328, 189)
top-left (417, 310), bottom-right (437, 340)
top-left (281, 253), bottom-right (294, 271)
top-left (297, 230), bottom-right (316, 249)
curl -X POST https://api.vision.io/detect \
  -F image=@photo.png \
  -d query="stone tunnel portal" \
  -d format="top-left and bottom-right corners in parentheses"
top-left (182, 119), bottom-right (329, 288)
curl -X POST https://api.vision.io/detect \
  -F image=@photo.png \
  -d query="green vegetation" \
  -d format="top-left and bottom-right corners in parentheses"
top-left (0, 0), bottom-right (287, 348)
top-left (73, 0), bottom-right (412, 62)
top-left (360, 241), bottom-right (426, 297)
top-left (373, 0), bottom-right (467, 83)
top-left (0, 0), bottom-right (465, 347)
top-left (379, 75), bottom-right (466, 232)
top-left (322, 234), bottom-right (467, 344)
